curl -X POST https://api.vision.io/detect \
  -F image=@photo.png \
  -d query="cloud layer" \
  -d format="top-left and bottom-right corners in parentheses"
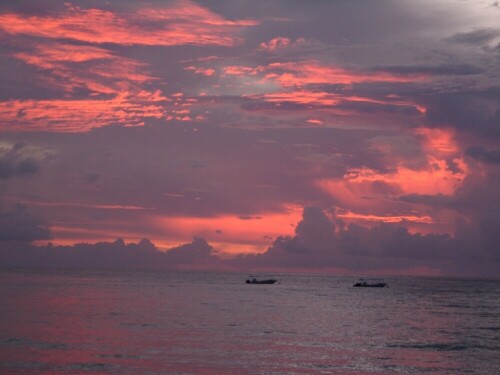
top-left (0, 0), bottom-right (499, 277)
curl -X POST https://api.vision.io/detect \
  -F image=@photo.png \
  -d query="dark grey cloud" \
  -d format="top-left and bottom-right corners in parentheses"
top-left (399, 194), bottom-right (458, 209)
top-left (374, 64), bottom-right (483, 76)
top-left (465, 146), bottom-right (500, 164)
top-left (246, 206), bottom-right (451, 267)
top-left (446, 28), bottom-right (500, 45)
top-left (0, 204), bottom-right (50, 242)
top-left (423, 88), bottom-right (500, 138)
top-left (237, 206), bottom-right (499, 277)
top-left (0, 0), bottom-right (64, 16)
top-left (163, 237), bottom-right (218, 265)
top-left (0, 142), bottom-right (39, 179)
top-left (0, 236), bottom-right (220, 269)
top-left (0, 141), bottom-right (51, 243)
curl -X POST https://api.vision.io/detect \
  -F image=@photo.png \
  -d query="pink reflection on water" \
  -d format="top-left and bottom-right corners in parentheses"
top-left (1, 271), bottom-right (495, 374)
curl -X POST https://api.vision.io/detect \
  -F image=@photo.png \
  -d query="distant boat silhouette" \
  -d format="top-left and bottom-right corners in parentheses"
top-left (353, 278), bottom-right (387, 288)
top-left (245, 276), bottom-right (277, 284)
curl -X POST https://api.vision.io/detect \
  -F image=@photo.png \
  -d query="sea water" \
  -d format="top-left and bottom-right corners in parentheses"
top-left (0, 269), bottom-right (499, 374)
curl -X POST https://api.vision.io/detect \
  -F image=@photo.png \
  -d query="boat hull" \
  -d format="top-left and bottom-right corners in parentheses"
top-left (353, 282), bottom-right (387, 288)
top-left (246, 279), bottom-right (277, 284)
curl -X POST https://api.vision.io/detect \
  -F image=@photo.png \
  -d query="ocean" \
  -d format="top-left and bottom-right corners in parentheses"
top-left (0, 269), bottom-right (499, 374)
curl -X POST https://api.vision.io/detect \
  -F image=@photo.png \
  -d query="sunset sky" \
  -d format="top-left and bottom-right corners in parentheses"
top-left (1, 0), bottom-right (499, 276)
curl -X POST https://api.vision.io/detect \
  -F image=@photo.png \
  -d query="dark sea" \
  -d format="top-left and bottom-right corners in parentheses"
top-left (0, 269), bottom-right (499, 374)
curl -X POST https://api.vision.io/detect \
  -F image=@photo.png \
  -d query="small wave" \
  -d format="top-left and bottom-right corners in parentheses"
top-left (0, 338), bottom-right (67, 350)
top-left (387, 342), bottom-right (468, 351)
top-left (0, 338), bottom-right (22, 346)
top-left (124, 322), bottom-right (156, 328)
top-left (478, 326), bottom-right (500, 331)
top-left (64, 362), bottom-right (110, 371)
top-left (98, 353), bottom-right (141, 359)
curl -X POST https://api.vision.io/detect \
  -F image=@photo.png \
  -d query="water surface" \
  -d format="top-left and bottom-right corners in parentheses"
top-left (1, 269), bottom-right (499, 374)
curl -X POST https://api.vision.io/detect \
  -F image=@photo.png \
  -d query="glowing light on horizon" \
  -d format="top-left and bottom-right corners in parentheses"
top-left (152, 206), bottom-right (303, 253)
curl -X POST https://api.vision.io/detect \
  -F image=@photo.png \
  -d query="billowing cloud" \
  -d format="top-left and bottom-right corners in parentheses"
top-left (236, 206), bottom-right (498, 277)
top-left (0, 237), bottom-right (219, 270)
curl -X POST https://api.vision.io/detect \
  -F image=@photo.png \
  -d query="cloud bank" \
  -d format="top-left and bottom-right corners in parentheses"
top-left (1, 207), bottom-right (498, 277)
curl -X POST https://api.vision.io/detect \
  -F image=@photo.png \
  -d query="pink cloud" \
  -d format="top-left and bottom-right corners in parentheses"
top-left (220, 61), bottom-right (426, 119)
top-left (264, 61), bottom-right (425, 87)
top-left (314, 128), bottom-right (468, 233)
top-left (224, 61), bottom-right (424, 87)
top-left (259, 36), bottom-right (291, 50)
top-left (184, 66), bottom-right (216, 76)
top-left (224, 65), bottom-right (263, 76)
top-left (0, 1), bottom-right (257, 46)
top-left (246, 90), bottom-right (425, 116)
top-left (255, 90), bottom-right (340, 106)
top-left (317, 157), bottom-right (466, 207)
top-left (306, 119), bottom-right (324, 125)
top-left (14, 43), bottom-right (156, 95)
top-left (0, 91), bottom-right (167, 132)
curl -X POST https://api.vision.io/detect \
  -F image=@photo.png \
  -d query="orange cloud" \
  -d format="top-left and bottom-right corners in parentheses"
top-left (222, 61), bottom-right (426, 117)
top-left (224, 66), bottom-right (263, 76)
top-left (336, 210), bottom-right (433, 224)
top-left (246, 90), bottom-right (425, 116)
top-left (223, 61), bottom-right (425, 87)
top-left (6, 198), bottom-right (149, 211)
top-left (0, 1), bottom-right (257, 46)
top-left (314, 127), bottom-right (468, 232)
top-left (14, 43), bottom-right (155, 95)
top-left (184, 66), bottom-right (216, 76)
top-left (416, 127), bottom-right (460, 154)
top-left (259, 36), bottom-right (291, 50)
top-left (343, 95), bottom-right (427, 114)
top-left (257, 90), bottom-right (341, 106)
top-left (317, 155), bottom-right (467, 210)
top-left (265, 61), bottom-right (425, 87)
top-left (0, 91), bottom-right (167, 132)
top-left (307, 119), bottom-right (324, 125)
top-left (1, 38), bottom-right (213, 131)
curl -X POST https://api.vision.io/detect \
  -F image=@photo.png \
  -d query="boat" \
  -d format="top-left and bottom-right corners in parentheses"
top-left (245, 277), bottom-right (277, 284)
top-left (353, 278), bottom-right (387, 288)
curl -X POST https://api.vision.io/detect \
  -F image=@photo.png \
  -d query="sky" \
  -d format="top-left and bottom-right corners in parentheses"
top-left (0, 0), bottom-right (499, 277)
